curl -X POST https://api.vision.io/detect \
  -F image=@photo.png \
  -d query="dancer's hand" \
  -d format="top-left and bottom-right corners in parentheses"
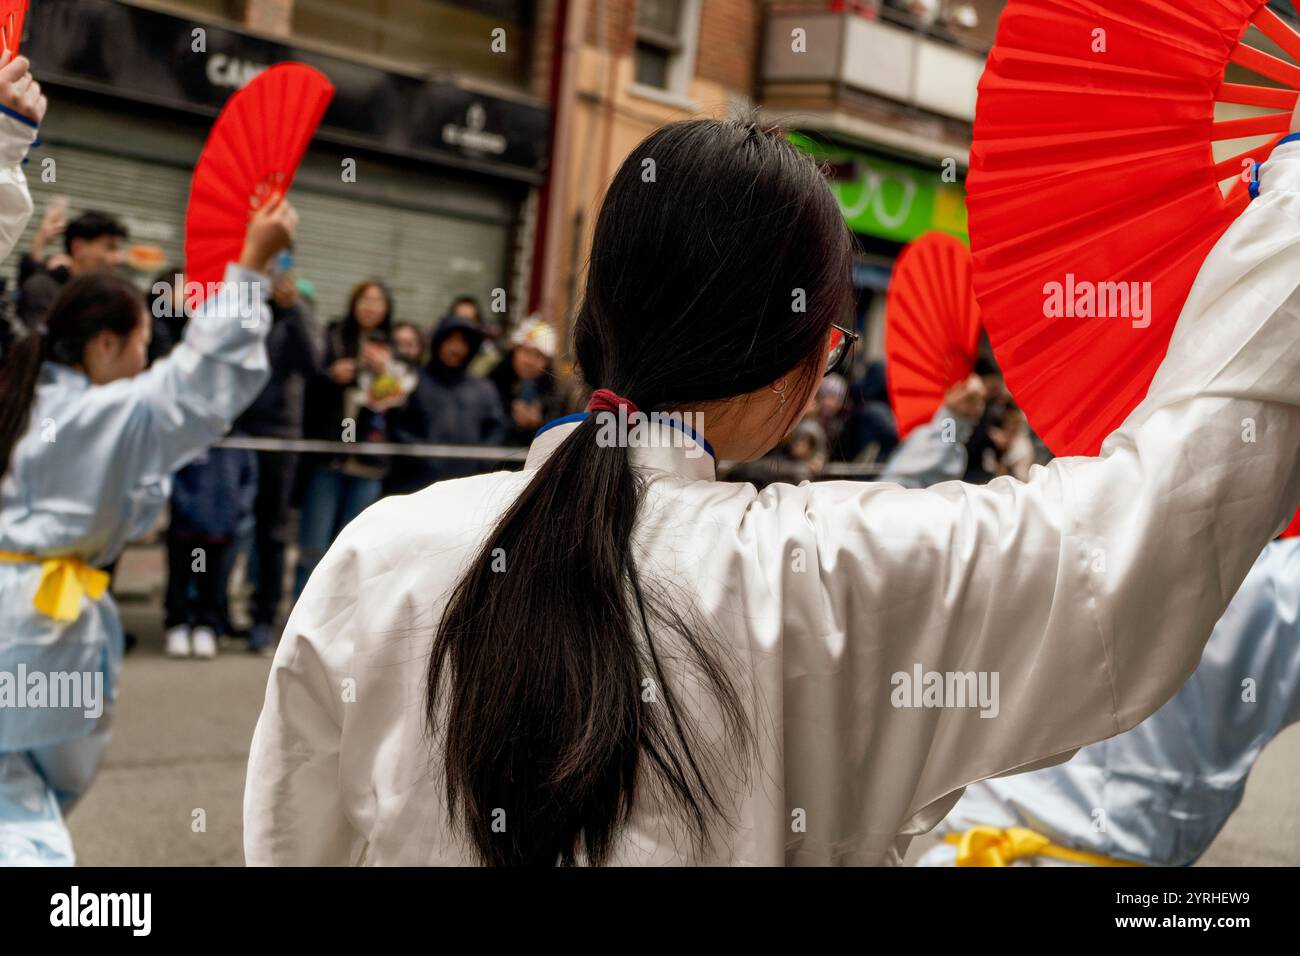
top-left (944, 373), bottom-right (988, 421)
top-left (0, 51), bottom-right (46, 125)
top-left (1292, 93), bottom-right (1300, 135)
top-left (239, 195), bottom-right (298, 274)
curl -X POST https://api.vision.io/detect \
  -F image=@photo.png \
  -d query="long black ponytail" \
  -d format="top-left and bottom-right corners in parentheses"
top-left (427, 119), bottom-right (856, 865)
top-left (0, 318), bottom-right (42, 480)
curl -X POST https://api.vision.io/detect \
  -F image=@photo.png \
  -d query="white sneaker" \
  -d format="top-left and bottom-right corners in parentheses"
top-left (165, 626), bottom-right (192, 658)
top-left (191, 627), bottom-right (218, 660)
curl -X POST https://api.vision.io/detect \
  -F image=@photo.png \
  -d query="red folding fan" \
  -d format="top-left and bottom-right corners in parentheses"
top-left (184, 63), bottom-right (334, 296)
top-left (0, 1), bottom-right (27, 58)
top-left (884, 232), bottom-right (983, 438)
top-left (969, 0), bottom-right (1300, 534)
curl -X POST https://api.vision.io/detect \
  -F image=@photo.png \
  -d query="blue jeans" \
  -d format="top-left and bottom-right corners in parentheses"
top-left (294, 466), bottom-right (382, 597)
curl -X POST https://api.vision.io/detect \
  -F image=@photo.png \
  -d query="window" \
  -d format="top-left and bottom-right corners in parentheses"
top-left (633, 0), bottom-right (700, 95)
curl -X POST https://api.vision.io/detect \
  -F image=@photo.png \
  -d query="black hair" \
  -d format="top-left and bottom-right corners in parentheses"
top-left (427, 118), bottom-right (855, 865)
top-left (341, 279), bottom-right (394, 349)
top-left (0, 273), bottom-right (145, 478)
top-left (448, 294), bottom-right (481, 319)
top-left (63, 210), bottom-right (128, 256)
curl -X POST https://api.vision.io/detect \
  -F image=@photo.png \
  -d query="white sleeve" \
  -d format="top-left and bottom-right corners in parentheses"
top-left (775, 140), bottom-right (1300, 840)
top-left (29, 263), bottom-right (275, 542)
top-left (93, 263), bottom-right (274, 486)
top-left (0, 113), bottom-right (37, 262)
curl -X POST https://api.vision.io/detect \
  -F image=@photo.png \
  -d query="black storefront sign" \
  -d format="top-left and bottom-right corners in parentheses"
top-left (25, 0), bottom-right (550, 182)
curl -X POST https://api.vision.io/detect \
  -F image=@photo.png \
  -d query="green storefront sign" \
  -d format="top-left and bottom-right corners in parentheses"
top-left (789, 132), bottom-right (968, 244)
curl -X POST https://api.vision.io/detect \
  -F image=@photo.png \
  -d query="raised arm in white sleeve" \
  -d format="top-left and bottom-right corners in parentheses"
top-left (0, 112), bottom-right (37, 261)
top-left (32, 265), bottom-right (274, 542)
top-left (774, 139), bottom-right (1300, 861)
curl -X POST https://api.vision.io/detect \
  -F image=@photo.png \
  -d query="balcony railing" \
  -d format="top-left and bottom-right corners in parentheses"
top-left (761, 6), bottom-right (989, 123)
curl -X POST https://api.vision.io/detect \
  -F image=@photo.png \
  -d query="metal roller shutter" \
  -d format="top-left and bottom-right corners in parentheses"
top-left (18, 144), bottom-right (513, 332)
top-left (284, 186), bottom-right (511, 328)
top-left (21, 147), bottom-right (191, 278)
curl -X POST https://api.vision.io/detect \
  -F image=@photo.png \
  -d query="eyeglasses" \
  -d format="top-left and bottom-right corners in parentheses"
top-left (825, 324), bottom-right (860, 376)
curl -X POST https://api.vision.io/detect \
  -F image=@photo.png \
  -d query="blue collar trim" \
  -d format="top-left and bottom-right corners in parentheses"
top-left (535, 411), bottom-right (715, 461)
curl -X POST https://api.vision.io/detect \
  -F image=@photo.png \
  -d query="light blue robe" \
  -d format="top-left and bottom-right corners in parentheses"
top-left (0, 265), bottom-right (271, 864)
top-left (921, 537), bottom-right (1300, 866)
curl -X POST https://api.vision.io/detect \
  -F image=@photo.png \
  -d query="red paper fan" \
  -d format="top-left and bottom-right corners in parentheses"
top-left (184, 63), bottom-right (334, 296)
top-left (884, 232), bottom-right (983, 438)
top-left (1, 1), bottom-right (28, 58)
top-left (969, 0), bottom-right (1300, 535)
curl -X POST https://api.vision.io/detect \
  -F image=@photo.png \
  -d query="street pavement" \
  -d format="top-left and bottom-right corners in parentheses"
top-left (66, 545), bottom-right (1300, 866)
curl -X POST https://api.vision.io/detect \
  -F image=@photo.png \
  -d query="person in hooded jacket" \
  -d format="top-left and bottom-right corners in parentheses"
top-left (233, 270), bottom-right (321, 650)
top-left (384, 311), bottom-right (505, 496)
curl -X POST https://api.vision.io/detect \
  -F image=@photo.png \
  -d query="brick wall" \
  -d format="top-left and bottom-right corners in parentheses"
top-left (695, 0), bottom-right (761, 94)
top-left (579, 0), bottom-right (761, 95)
top-left (584, 0), bottom-right (638, 57)
top-left (531, 0), bottom-right (561, 99)
top-left (244, 0), bottom-right (292, 37)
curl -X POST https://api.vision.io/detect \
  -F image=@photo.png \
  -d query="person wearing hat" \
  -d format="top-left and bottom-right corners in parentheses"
top-left (486, 315), bottom-right (564, 447)
top-left (383, 311), bottom-right (505, 495)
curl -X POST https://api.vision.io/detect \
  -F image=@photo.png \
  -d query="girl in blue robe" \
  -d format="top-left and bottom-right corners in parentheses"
top-left (0, 78), bottom-right (297, 861)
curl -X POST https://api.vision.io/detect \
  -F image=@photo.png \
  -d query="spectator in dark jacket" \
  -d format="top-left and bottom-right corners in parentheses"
top-left (385, 311), bottom-right (506, 495)
top-left (841, 360), bottom-right (899, 463)
top-left (19, 210), bottom-right (127, 327)
top-left (16, 199), bottom-right (70, 298)
top-left (164, 447), bottom-right (258, 660)
top-left (146, 265), bottom-right (188, 365)
top-left (233, 271), bottom-right (321, 651)
top-left (487, 315), bottom-right (563, 446)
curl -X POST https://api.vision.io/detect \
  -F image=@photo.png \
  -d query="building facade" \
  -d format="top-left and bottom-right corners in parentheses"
top-left (20, 0), bottom-right (555, 329)
top-left (531, 0), bottom-right (764, 354)
top-left (535, 0), bottom-right (1003, 370)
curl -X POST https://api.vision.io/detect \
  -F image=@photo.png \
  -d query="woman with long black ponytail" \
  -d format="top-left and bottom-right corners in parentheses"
top-left (249, 116), bottom-right (1300, 865)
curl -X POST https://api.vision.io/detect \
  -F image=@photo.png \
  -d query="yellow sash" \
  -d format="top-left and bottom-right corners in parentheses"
top-left (946, 825), bottom-right (1145, 867)
top-left (0, 551), bottom-right (111, 622)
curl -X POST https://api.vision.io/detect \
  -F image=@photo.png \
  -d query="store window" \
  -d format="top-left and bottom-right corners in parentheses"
top-left (293, 0), bottom-right (534, 88)
top-left (633, 0), bottom-right (701, 96)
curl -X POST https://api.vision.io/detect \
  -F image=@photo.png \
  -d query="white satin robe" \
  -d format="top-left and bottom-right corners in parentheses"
top-left (246, 142), bottom-right (1300, 866)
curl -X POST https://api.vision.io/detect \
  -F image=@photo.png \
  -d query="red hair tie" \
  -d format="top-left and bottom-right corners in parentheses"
top-left (587, 388), bottom-right (639, 416)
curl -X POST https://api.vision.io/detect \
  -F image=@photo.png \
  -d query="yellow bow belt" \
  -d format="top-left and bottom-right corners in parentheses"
top-left (0, 551), bottom-right (111, 622)
top-left (945, 825), bottom-right (1145, 867)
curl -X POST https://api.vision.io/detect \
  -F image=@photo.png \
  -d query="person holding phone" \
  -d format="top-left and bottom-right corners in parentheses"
top-left (231, 251), bottom-right (322, 653)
